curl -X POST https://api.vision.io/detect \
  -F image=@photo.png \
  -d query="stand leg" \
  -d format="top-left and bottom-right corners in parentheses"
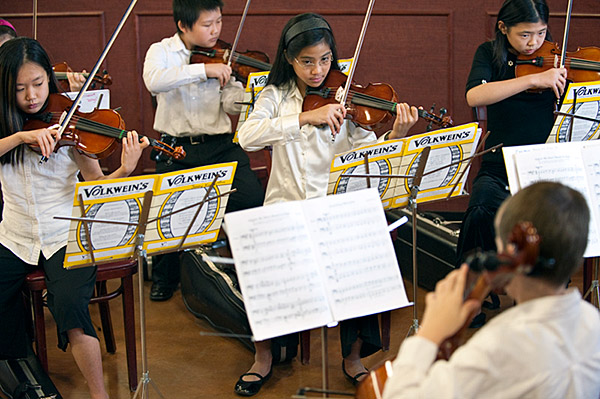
top-left (583, 257), bottom-right (600, 309)
top-left (407, 199), bottom-right (419, 337)
top-left (321, 327), bottom-right (329, 398)
top-left (132, 237), bottom-right (165, 399)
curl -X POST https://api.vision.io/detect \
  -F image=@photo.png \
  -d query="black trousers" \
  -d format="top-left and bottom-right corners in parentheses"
top-left (151, 134), bottom-right (265, 289)
top-left (0, 246), bottom-right (97, 359)
top-left (455, 170), bottom-right (510, 265)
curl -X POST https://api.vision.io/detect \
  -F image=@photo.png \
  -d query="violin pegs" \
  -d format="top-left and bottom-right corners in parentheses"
top-left (429, 103), bottom-right (436, 114)
top-left (439, 107), bottom-right (447, 116)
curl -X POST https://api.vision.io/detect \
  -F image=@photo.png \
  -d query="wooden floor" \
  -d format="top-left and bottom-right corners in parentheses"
top-left (8, 265), bottom-right (587, 399)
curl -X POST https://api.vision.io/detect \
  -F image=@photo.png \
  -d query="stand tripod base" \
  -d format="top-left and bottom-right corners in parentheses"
top-left (132, 371), bottom-right (165, 399)
top-left (406, 318), bottom-right (419, 338)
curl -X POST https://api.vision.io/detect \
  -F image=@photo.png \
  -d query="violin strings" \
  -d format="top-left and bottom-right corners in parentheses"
top-left (313, 88), bottom-right (441, 122)
top-left (537, 56), bottom-right (600, 71)
top-left (232, 53), bottom-right (271, 70)
top-left (46, 113), bottom-right (126, 139)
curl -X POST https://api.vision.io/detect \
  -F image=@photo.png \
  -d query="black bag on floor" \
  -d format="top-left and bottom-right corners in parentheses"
top-left (0, 351), bottom-right (61, 399)
top-left (387, 209), bottom-right (462, 291)
top-left (180, 246), bottom-right (298, 362)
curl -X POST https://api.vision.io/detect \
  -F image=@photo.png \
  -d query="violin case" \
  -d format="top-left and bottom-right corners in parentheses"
top-left (386, 209), bottom-right (462, 291)
top-left (0, 349), bottom-right (61, 399)
top-left (180, 244), bottom-right (298, 362)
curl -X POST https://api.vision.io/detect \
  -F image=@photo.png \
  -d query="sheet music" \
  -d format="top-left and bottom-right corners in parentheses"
top-left (546, 80), bottom-right (600, 143)
top-left (504, 141), bottom-right (600, 257)
top-left (225, 203), bottom-right (332, 341)
top-left (302, 189), bottom-right (409, 321)
top-left (328, 123), bottom-right (481, 209)
top-left (225, 189), bottom-right (410, 341)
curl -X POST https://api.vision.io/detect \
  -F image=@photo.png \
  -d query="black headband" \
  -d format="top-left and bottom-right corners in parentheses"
top-left (284, 17), bottom-right (331, 47)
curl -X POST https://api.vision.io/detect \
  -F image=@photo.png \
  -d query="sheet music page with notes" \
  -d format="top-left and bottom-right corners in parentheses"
top-left (503, 140), bottom-right (600, 257)
top-left (225, 189), bottom-right (410, 341)
top-left (302, 189), bottom-right (409, 321)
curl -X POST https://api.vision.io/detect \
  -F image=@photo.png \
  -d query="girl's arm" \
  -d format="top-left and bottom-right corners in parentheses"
top-left (466, 67), bottom-right (567, 107)
top-left (76, 130), bottom-right (149, 181)
top-left (387, 103), bottom-right (419, 140)
top-left (0, 127), bottom-right (59, 158)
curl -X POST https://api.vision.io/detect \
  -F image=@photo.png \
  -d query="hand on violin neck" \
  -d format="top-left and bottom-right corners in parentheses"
top-left (66, 70), bottom-right (87, 92)
top-left (416, 265), bottom-right (481, 347)
top-left (20, 125), bottom-right (61, 159)
top-left (299, 103), bottom-right (346, 137)
top-left (205, 63), bottom-right (233, 87)
top-left (388, 103), bottom-right (419, 140)
top-left (116, 130), bottom-right (150, 177)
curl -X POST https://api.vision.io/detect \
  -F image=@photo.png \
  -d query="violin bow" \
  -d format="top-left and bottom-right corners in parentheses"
top-left (227, 0), bottom-right (251, 69)
top-left (559, 0), bottom-right (574, 69)
top-left (333, 0), bottom-right (376, 141)
top-left (41, 0), bottom-right (138, 162)
top-left (32, 0), bottom-right (38, 40)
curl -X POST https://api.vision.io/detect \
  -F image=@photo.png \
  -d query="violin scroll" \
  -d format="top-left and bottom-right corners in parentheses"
top-left (437, 222), bottom-right (541, 361)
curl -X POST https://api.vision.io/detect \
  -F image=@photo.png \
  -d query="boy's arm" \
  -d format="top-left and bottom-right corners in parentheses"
top-left (142, 42), bottom-right (207, 94)
top-left (221, 77), bottom-right (245, 115)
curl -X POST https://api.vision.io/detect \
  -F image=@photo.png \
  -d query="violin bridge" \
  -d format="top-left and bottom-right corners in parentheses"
top-left (334, 86), bottom-right (346, 103)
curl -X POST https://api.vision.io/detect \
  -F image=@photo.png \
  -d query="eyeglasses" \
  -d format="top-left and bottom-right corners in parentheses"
top-left (293, 55), bottom-right (333, 69)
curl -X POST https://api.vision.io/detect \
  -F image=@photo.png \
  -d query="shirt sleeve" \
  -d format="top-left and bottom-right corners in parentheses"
top-left (143, 41), bottom-right (207, 94)
top-left (382, 336), bottom-right (493, 399)
top-left (221, 77), bottom-right (245, 115)
top-left (465, 42), bottom-right (494, 94)
top-left (237, 85), bottom-right (301, 152)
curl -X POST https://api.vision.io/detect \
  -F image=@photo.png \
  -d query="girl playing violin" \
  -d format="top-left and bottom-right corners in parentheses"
top-left (236, 12), bottom-right (419, 396)
top-left (0, 37), bottom-right (149, 399)
top-left (456, 0), bottom-right (568, 320)
top-left (382, 181), bottom-right (600, 398)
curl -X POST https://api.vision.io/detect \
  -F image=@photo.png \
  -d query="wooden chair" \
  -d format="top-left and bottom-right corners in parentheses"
top-left (23, 259), bottom-right (138, 391)
top-left (299, 312), bottom-right (392, 365)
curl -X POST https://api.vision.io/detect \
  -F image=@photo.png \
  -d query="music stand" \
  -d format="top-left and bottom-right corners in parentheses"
top-left (58, 175), bottom-right (233, 398)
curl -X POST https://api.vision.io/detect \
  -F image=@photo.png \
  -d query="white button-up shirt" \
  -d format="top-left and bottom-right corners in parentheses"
top-left (383, 288), bottom-right (600, 399)
top-left (0, 147), bottom-right (79, 264)
top-left (237, 82), bottom-right (376, 204)
top-left (142, 33), bottom-right (244, 137)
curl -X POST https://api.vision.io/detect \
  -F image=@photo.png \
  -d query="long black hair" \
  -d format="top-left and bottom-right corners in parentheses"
top-left (267, 13), bottom-right (340, 88)
top-left (0, 37), bottom-right (60, 165)
top-left (491, 0), bottom-right (551, 72)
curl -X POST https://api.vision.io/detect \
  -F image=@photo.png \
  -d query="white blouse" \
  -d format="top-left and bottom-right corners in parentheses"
top-left (0, 146), bottom-right (79, 264)
top-left (237, 81), bottom-right (376, 204)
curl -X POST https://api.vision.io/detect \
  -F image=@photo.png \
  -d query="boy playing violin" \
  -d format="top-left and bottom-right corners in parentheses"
top-left (142, 0), bottom-right (264, 301)
top-left (382, 181), bottom-right (600, 399)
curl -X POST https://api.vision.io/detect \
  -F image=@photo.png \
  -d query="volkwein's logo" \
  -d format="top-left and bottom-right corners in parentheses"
top-left (412, 131), bottom-right (471, 148)
top-left (574, 86), bottom-right (600, 98)
top-left (249, 74), bottom-right (268, 89)
top-left (166, 170), bottom-right (228, 187)
top-left (338, 144), bottom-right (399, 164)
top-left (83, 182), bottom-right (151, 198)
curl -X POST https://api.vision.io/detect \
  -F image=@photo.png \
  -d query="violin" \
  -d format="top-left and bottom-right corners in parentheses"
top-left (190, 39), bottom-right (271, 83)
top-left (355, 222), bottom-right (541, 399)
top-left (515, 40), bottom-right (600, 85)
top-left (303, 69), bottom-right (453, 133)
top-left (52, 62), bottom-right (112, 91)
top-left (23, 93), bottom-right (186, 160)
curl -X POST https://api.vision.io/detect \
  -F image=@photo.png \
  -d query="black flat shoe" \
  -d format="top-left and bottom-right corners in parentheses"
top-left (149, 284), bottom-right (174, 301)
top-left (342, 360), bottom-right (369, 387)
top-left (234, 369), bottom-right (272, 396)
